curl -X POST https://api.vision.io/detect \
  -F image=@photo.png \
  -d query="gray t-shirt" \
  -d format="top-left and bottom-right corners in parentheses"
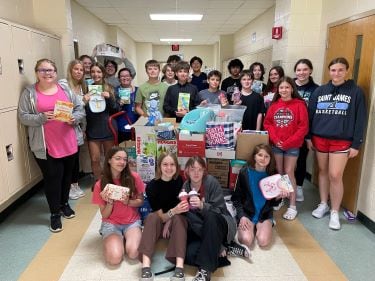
top-left (198, 89), bottom-right (226, 104)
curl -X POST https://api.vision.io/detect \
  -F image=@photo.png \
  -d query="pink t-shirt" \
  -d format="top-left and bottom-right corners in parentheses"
top-left (36, 85), bottom-right (78, 158)
top-left (92, 172), bottom-right (145, 225)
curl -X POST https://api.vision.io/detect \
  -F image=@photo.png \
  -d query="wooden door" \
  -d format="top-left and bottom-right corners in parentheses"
top-left (324, 15), bottom-right (374, 212)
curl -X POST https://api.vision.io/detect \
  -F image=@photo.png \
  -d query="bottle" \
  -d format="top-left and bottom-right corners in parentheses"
top-left (219, 92), bottom-right (229, 107)
top-left (232, 86), bottom-right (241, 104)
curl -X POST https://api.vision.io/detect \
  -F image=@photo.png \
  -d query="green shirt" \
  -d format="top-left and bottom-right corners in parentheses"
top-left (135, 81), bottom-right (168, 116)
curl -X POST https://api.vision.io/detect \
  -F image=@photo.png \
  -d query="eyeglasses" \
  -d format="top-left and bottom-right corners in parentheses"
top-left (119, 75), bottom-right (131, 78)
top-left (37, 69), bottom-right (56, 74)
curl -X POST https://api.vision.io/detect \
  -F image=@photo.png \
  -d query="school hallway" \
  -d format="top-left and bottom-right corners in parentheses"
top-left (0, 176), bottom-right (374, 281)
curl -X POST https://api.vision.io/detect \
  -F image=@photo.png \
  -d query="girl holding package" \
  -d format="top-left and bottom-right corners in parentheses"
top-left (83, 62), bottom-right (119, 182)
top-left (232, 144), bottom-right (289, 248)
top-left (92, 147), bottom-right (144, 266)
top-left (138, 152), bottom-right (189, 281)
top-left (263, 77), bottom-right (308, 221)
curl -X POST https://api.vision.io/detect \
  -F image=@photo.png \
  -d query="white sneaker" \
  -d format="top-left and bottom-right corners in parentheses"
top-left (329, 210), bottom-right (341, 230)
top-left (296, 186), bottom-right (304, 202)
top-left (312, 202), bottom-right (330, 219)
top-left (273, 198), bottom-right (285, 211)
top-left (69, 185), bottom-right (80, 200)
top-left (75, 184), bottom-right (85, 198)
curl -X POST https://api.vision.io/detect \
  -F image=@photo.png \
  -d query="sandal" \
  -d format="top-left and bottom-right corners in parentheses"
top-left (283, 207), bottom-right (298, 220)
top-left (170, 267), bottom-right (185, 281)
top-left (140, 267), bottom-right (154, 281)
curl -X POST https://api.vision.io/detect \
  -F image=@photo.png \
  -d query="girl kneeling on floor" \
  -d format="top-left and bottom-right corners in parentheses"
top-left (92, 146), bottom-right (144, 266)
top-left (138, 152), bottom-right (189, 281)
top-left (232, 144), bottom-right (289, 248)
top-left (263, 77), bottom-right (309, 220)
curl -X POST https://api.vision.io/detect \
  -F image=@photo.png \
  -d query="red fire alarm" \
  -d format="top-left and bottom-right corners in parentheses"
top-left (272, 26), bottom-right (283, 40)
top-left (171, 44), bottom-right (180, 51)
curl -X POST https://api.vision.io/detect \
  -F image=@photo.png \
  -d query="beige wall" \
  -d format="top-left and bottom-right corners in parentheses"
top-left (0, 0), bottom-right (35, 27)
top-left (152, 45), bottom-right (215, 70)
top-left (71, 0), bottom-right (108, 57)
top-left (234, 6), bottom-right (275, 59)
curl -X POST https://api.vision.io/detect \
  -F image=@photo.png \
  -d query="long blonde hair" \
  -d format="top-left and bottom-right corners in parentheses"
top-left (67, 59), bottom-right (87, 94)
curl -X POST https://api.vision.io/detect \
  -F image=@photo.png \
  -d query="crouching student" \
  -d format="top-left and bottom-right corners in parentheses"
top-left (92, 147), bottom-right (144, 266)
top-left (138, 152), bottom-right (189, 281)
top-left (182, 156), bottom-right (237, 281)
top-left (232, 144), bottom-right (289, 249)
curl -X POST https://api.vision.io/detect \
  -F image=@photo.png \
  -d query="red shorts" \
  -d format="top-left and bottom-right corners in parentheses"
top-left (312, 136), bottom-right (351, 153)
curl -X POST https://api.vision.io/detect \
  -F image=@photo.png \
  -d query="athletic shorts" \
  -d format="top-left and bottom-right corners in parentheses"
top-left (312, 136), bottom-right (351, 153)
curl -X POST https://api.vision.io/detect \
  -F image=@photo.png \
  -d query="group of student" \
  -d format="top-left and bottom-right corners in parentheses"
top-left (17, 53), bottom-right (366, 281)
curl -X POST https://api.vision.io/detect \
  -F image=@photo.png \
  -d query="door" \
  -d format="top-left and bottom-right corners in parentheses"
top-left (324, 15), bottom-right (375, 212)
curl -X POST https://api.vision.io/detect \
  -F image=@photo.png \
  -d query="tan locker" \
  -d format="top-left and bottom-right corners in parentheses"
top-left (0, 110), bottom-right (30, 196)
top-left (31, 32), bottom-right (51, 62)
top-left (0, 22), bottom-right (17, 109)
top-left (0, 149), bottom-right (6, 204)
top-left (11, 26), bottom-right (35, 98)
top-left (48, 36), bottom-right (63, 78)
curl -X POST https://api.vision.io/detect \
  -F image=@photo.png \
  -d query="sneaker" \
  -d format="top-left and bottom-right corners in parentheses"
top-left (192, 268), bottom-right (211, 281)
top-left (50, 213), bottom-right (63, 232)
top-left (312, 202), bottom-right (330, 219)
top-left (140, 267), bottom-right (154, 281)
top-left (69, 185), bottom-right (80, 200)
top-left (329, 210), bottom-right (341, 230)
top-left (60, 203), bottom-right (75, 219)
top-left (227, 241), bottom-right (251, 259)
top-left (74, 184), bottom-right (85, 198)
top-left (273, 198), bottom-right (285, 211)
top-left (296, 186), bottom-right (304, 202)
top-left (170, 267), bottom-right (185, 281)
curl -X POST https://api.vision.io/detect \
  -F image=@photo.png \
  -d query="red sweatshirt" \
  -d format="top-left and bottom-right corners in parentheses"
top-left (263, 98), bottom-right (309, 150)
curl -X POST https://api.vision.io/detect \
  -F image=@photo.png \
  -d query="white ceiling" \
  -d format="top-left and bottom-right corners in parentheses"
top-left (75, 0), bottom-right (275, 45)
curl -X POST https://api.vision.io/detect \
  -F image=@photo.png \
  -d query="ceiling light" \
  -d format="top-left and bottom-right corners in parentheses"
top-left (150, 14), bottom-right (203, 21)
top-left (160, 38), bottom-right (192, 42)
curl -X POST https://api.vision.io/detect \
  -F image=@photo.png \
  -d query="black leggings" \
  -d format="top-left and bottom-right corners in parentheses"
top-left (71, 147), bottom-right (81, 183)
top-left (35, 153), bottom-right (75, 214)
top-left (295, 141), bottom-right (309, 186)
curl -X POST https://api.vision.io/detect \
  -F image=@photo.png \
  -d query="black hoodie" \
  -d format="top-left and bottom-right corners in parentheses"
top-left (308, 79), bottom-right (367, 149)
top-left (294, 77), bottom-right (319, 104)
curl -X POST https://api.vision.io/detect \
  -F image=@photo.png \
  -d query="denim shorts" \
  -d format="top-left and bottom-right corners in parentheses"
top-left (100, 220), bottom-right (142, 239)
top-left (272, 146), bottom-right (299, 157)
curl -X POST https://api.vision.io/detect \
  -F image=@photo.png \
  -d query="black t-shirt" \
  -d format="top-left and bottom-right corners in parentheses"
top-left (221, 77), bottom-right (241, 104)
top-left (146, 176), bottom-right (183, 213)
top-left (241, 92), bottom-right (265, 130)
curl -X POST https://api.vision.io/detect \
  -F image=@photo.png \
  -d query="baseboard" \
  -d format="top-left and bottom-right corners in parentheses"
top-left (357, 211), bottom-right (375, 234)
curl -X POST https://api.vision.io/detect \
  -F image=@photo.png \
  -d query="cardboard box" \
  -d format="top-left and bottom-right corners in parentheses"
top-left (205, 149), bottom-right (235, 160)
top-left (207, 158), bottom-right (230, 188)
top-left (229, 159), bottom-right (247, 190)
top-left (236, 131), bottom-right (269, 161)
top-left (136, 155), bottom-right (156, 183)
top-left (177, 132), bottom-right (205, 157)
top-left (119, 140), bottom-right (137, 171)
top-left (133, 117), bottom-right (157, 156)
top-left (157, 139), bottom-right (177, 158)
